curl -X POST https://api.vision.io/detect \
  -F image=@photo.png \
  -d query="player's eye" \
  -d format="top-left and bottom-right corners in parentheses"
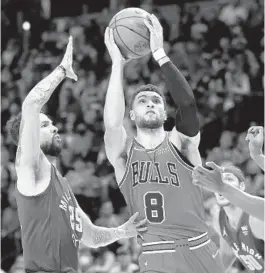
top-left (41, 123), bottom-right (48, 128)
top-left (139, 99), bottom-right (146, 103)
top-left (153, 99), bottom-right (160, 104)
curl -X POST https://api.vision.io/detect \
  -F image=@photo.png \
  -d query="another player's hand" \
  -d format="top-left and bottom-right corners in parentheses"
top-left (104, 27), bottom-right (129, 65)
top-left (60, 36), bottom-right (78, 81)
top-left (117, 212), bottom-right (147, 240)
top-left (144, 14), bottom-right (164, 53)
top-left (246, 126), bottom-right (264, 157)
top-left (192, 162), bottom-right (225, 193)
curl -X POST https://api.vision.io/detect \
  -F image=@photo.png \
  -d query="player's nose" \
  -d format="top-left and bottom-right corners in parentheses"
top-left (147, 101), bottom-right (155, 108)
top-left (51, 126), bottom-right (58, 134)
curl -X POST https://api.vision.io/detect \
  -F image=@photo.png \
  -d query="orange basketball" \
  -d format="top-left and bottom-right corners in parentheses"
top-left (109, 8), bottom-right (151, 60)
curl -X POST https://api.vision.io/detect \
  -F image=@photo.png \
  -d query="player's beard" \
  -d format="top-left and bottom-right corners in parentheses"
top-left (136, 114), bottom-right (164, 129)
top-left (41, 139), bottom-right (62, 157)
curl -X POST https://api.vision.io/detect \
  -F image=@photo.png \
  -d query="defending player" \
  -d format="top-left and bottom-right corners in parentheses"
top-left (6, 37), bottom-right (146, 273)
top-left (193, 164), bottom-right (264, 272)
top-left (104, 14), bottom-right (224, 273)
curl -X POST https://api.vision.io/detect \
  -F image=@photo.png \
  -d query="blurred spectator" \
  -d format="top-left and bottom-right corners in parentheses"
top-left (109, 247), bottom-right (139, 273)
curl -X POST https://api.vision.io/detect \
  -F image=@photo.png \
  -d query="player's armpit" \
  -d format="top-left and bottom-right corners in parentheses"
top-left (249, 216), bottom-right (264, 239)
top-left (104, 125), bottom-right (127, 166)
top-left (170, 127), bottom-right (201, 148)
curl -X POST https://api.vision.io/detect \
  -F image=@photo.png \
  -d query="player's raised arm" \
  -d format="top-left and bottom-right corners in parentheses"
top-left (103, 28), bottom-right (128, 165)
top-left (144, 15), bottom-right (200, 139)
top-left (8, 37), bottom-right (77, 187)
top-left (193, 163), bottom-right (265, 221)
top-left (246, 126), bottom-right (265, 171)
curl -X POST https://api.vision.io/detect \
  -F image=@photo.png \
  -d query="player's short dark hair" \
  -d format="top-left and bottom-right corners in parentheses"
top-left (6, 112), bottom-right (22, 146)
top-left (221, 165), bottom-right (245, 182)
top-left (129, 84), bottom-right (166, 109)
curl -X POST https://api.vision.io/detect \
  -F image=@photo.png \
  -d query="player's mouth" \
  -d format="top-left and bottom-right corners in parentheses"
top-left (146, 110), bottom-right (155, 114)
top-left (53, 134), bottom-right (61, 141)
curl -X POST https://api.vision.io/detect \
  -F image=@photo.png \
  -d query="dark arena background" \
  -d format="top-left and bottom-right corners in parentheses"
top-left (1, 0), bottom-right (264, 272)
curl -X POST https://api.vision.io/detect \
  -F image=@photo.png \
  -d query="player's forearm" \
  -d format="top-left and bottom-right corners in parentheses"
top-left (154, 51), bottom-right (200, 136)
top-left (85, 225), bottom-right (123, 248)
top-left (250, 153), bottom-right (265, 171)
top-left (221, 184), bottom-right (264, 221)
top-left (23, 66), bottom-right (66, 109)
top-left (104, 63), bottom-right (125, 128)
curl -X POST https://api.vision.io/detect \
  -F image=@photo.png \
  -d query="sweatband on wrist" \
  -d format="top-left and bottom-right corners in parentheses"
top-left (152, 48), bottom-right (167, 62)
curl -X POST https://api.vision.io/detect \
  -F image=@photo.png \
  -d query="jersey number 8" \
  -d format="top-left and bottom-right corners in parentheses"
top-left (144, 192), bottom-right (165, 223)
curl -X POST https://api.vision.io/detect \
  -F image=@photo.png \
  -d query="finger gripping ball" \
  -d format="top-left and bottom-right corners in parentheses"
top-left (109, 8), bottom-right (151, 59)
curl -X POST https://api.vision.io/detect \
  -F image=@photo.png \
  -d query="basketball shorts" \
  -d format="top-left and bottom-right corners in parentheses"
top-left (138, 232), bottom-right (225, 273)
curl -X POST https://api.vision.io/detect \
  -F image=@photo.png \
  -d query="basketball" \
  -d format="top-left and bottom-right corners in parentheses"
top-left (109, 8), bottom-right (151, 59)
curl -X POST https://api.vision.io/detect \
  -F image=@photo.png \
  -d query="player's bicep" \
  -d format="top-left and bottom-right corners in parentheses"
top-left (249, 216), bottom-right (264, 239)
top-left (17, 101), bottom-right (41, 169)
top-left (104, 125), bottom-right (127, 165)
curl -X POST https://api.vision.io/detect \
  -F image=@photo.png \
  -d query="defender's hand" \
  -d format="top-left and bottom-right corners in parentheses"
top-left (60, 36), bottom-right (78, 81)
top-left (117, 212), bottom-right (147, 239)
top-left (104, 27), bottom-right (129, 65)
top-left (144, 14), bottom-right (164, 53)
top-left (192, 162), bottom-right (225, 194)
top-left (246, 126), bottom-right (264, 157)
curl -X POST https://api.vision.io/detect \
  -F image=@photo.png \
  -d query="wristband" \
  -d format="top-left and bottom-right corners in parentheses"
top-left (58, 65), bottom-right (66, 76)
top-left (152, 48), bottom-right (166, 62)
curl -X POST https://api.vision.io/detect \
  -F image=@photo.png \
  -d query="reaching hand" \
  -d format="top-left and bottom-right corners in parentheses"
top-left (192, 162), bottom-right (225, 193)
top-left (246, 126), bottom-right (264, 156)
top-left (60, 36), bottom-right (78, 81)
top-left (104, 27), bottom-right (129, 65)
top-left (117, 212), bottom-right (147, 240)
top-left (144, 14), bottom-right (164, 53)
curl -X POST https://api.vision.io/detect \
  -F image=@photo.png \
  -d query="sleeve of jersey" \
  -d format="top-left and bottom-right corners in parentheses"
top-left (161, 61), bottom-right (200, 137)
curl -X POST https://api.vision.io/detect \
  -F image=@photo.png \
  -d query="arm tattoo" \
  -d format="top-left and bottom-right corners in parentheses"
top-left (92, 227), bottom-right (120, 247)
top-left (27, 66), bottom-right (65, 107)
top-left (15, 117), bottom-right (25, 167)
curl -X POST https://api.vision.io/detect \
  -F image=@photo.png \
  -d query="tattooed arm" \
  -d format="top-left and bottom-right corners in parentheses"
top-left (16, 37), bottom-right (77, 194)
top-left (79, 208), bottom-right (147, 248)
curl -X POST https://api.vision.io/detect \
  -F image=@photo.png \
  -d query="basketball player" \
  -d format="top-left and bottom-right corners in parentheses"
top-left (192, 164), bottom-right (264, 272)
top-left (246, 126), bottom-right (264, 171)
top-left (6, 37), bottom-right (147, 273)
top-left (103, 14), bottom-right (225, 273)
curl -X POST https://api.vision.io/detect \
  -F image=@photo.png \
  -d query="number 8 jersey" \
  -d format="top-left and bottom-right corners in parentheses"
top-left (219, 208), bottom-right (264, 272)
top-left (119, 133), bottom-right (208, 241)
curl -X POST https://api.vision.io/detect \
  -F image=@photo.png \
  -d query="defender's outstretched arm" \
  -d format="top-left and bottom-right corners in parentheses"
top-left (11, 37), bottom-right (77, 193)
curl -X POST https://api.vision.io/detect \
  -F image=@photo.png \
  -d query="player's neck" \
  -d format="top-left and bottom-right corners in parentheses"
top-left (224, 205), bottom-right (243, 229)
top-left (136, 127), bottom-right (166, 149)
top-left (46, 155), bottom-right (57, 166)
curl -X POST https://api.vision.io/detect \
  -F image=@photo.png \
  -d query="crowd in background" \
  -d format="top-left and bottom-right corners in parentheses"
top-left (1, 0), bottom-right (264, 272)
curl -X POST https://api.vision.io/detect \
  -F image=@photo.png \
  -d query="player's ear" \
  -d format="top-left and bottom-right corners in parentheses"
top-left (239, 182), bottom-right (245, 191)
top-left (130, 110), bottom-right (135, 121)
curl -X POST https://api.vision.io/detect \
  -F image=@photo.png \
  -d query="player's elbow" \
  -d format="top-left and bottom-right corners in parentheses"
top-left (22, 97), bottom-right (41, 112)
